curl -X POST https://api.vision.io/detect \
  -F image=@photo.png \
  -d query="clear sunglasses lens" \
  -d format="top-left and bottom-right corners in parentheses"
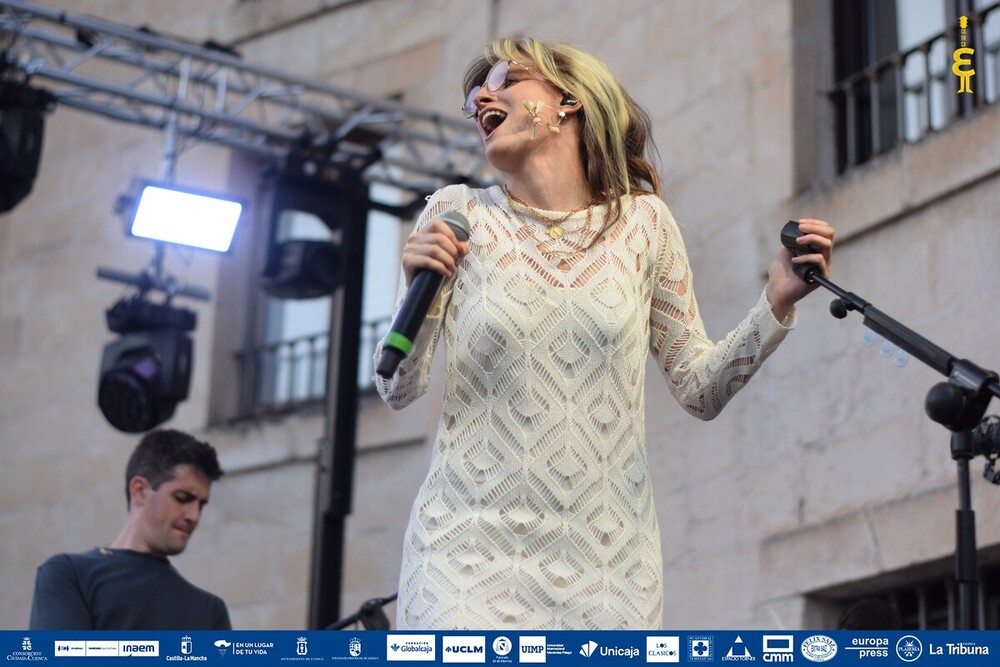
top-left (486, 61), bottom-right (509, 91)
top-left (462, 61), bottom-right (510, 118)
top-left (463, 85), bottom-right (481, 118)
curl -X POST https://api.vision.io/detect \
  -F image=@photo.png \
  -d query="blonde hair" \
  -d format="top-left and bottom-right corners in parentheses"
top-left (463, 37), bottom-right (661, 223)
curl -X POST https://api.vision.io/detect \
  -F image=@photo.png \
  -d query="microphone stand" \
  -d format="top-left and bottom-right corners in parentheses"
top-left (803, 269), bottom-right (1000, 630)
top-left (324, 593), bottom-right (397, 630)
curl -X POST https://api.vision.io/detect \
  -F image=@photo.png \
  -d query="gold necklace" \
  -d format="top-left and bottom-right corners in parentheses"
top-left (504, 186), bottom-right (592, 239)
top-left (507, 197), bottom-right (602, 257)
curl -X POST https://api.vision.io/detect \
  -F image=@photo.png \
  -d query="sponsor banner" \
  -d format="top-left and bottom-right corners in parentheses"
top-left (2, 630), bottom-right (999, 665)
top-left (386, 634), bottom-right (436, 662)
top-left (441, 636), bottom-right (485, 664)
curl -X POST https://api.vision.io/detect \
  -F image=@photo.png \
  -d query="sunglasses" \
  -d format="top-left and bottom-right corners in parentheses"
top-left (462, 60), bottom-right (532, 119)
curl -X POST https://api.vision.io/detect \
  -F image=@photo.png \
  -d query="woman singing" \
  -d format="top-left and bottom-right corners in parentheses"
top-left (374, 37), bottom-right (834, 630)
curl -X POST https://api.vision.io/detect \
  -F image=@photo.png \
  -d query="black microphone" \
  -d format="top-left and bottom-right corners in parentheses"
top-left (376, 211), bottom-right (471, 379)
top-left (779, 220), bottom-right (821, 284)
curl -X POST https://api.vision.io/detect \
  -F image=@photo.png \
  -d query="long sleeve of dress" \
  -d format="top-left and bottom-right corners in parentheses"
top-left (645, 196), bottom-right (794, 419)
top-left (373, 185), bottom-right (469, 409)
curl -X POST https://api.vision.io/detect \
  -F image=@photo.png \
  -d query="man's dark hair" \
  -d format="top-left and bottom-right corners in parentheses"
top-left (124, 429), bottom-right (224, 507)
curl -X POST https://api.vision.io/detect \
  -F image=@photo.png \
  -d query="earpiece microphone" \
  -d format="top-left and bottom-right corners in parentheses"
top-left (560, 94), bottom-right (577, 106)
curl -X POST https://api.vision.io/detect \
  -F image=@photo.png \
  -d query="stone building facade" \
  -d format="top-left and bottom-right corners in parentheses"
top-left (2, 0), bottom-right (999, 630)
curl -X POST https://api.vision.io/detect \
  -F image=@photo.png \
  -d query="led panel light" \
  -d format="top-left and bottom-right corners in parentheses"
top-left (127, 182), bottom-right (244, 252)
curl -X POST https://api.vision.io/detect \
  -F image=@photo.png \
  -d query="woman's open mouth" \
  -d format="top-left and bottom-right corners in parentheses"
top-left (479, 109), bottom-right (507, 137)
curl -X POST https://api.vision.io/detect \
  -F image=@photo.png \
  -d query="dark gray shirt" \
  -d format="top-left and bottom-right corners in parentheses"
top-left (29, 548), bottom-right (231, 630)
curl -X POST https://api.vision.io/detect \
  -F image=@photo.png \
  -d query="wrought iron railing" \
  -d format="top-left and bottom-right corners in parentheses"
top-left (234, 316), bottom-right (392, 419)
top-left (832, 3), bottom-right (999, 173)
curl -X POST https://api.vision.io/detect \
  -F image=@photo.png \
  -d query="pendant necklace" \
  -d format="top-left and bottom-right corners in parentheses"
top-left (504, 186), bottom-right (593, 239)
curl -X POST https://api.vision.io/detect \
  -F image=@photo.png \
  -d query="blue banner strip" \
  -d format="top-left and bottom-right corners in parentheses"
top-left (2, 630), bottom-right (997, 665)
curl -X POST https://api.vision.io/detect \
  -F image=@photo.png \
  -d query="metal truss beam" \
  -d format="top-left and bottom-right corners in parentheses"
top-left (0, 0), bottom-right (493, 193)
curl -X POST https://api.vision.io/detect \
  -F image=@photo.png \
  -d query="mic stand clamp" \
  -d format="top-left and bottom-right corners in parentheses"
top-left (977, 416), bottom-right (1000, 485)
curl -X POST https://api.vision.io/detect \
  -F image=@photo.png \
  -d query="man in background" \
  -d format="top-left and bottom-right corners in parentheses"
top-left (29, 429), bottom-right (231, 630)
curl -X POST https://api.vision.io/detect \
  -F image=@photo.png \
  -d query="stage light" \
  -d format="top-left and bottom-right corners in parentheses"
top-left (122, 181), bottom-right (244, 252)
top-left (259, 176), bottom-right (345, 299)
top-left (260, 239), bottom-right (341, 299)
top-left (0, 79), bottom-right (55, 213)
top-left (98, 330), bottom-right (192, 433)
top-left (97, 296), bottom-right (196, 433)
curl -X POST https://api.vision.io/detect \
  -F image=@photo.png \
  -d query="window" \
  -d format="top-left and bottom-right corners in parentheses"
top-left (835, 561), bottom-right (1000, 630)
top-left (832, 0), bottom-right (1000, 173)
top-left (254, 209), bottom-right (334, 411)
top-left (235, 183), bottom-right (405, 419)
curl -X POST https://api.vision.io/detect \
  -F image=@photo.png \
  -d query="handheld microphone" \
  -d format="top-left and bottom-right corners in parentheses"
top-left (780, 220), bottom-right (821, 284)
top-left (376, 211), bottom-right (471, 379)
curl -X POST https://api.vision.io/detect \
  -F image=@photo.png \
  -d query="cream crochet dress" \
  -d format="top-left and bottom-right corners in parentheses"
top-left (374, 184), bottom-right (792, 630)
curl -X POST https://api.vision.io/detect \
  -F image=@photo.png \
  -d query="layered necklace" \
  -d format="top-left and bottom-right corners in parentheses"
top-left (504, 185), bottom-right (594, 239)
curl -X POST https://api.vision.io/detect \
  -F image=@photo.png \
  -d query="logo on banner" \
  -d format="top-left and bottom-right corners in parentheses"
top-left (349, 637), bottom-right (362, 657)
top-left (575, 641), bottom-right (638, 659)
top-left (54, 642), bottom-right (85, 657)
top-left (761, 635), bottom-right (794, 663)
top-left (6, 636), bottom-right (46, 662)
top-left (493, 636), bottom-right (513, 657)
top-left (120, 641), bottom-right (159, 657)
top-left (844, 636), bottom-right (888, 659)
top-left (518, 636), bottom-right (546, 663)
top-left (232, 640), bottom-right (274, 656)
top-left (800, 635), bottom-right (837, 663)
top-left (929, 640), bottom-right (990, 656)
top-left (296, 637), bottom-right (308, 656)
top-left (166, 636), bottom-right (207, 662)
top-left (896, 635), bottom-right (923, 662)
top-left (87, 642), bottom-right (120, 658)
top-left (214, 640), bottom-right (232, 657)
top-left (443, 636), bottom-right (486, 664)
top-left (387, 635), bottom-right (436, 662)
top-left (647, 636), bottom-right (680, 663)
top-left (723, 636), bottom-right (755, 661)
top-left (688, 636), bottom-right (714, 662)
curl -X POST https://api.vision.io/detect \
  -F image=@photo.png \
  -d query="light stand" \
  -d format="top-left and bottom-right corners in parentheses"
top-left (97, 244), bottom-right (212, 303)
top-left (296, 153), bottom-right (429, 630)
top-left (781, 222), bottom-right (1000, 630)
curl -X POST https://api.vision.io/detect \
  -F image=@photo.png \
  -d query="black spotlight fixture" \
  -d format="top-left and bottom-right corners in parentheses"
top-left (97, 295), bottom-right (197, 433)
top-left (260, 176), bottom-right (344, 299)
top-left (260, 238), bottom-right (341, 299)
top-left (0, 70), bottom-right (56, 213)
